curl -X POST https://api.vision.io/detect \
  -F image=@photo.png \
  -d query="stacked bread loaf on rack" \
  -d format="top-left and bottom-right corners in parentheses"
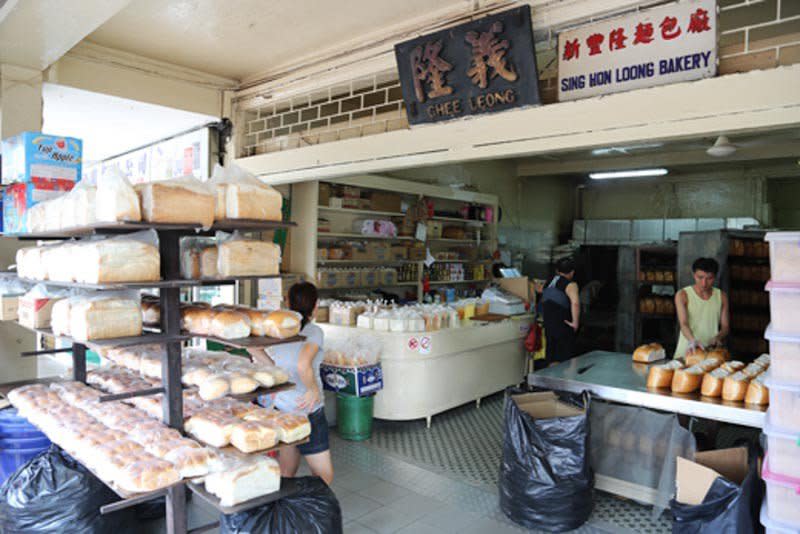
top-left (176, 303), bottom-right (302, 341)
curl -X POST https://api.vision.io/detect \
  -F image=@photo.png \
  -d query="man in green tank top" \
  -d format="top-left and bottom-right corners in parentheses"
top-left (673, 258), bottom-right (730, 359)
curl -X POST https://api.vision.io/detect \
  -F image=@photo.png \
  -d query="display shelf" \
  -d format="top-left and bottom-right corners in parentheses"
top-left (100, 483), bottom-right (180, 514)
top-left (317, 232), bottom-right (414, 241)
top-left (28, 327), bottom-right (190, 349)
top-left (430, 216), bottom-right (485, 225)
top-left (429, 259), bottom-right (492, 264)
top-left (427, 238), bottom-right (478, 244)
top-left (18, 274), bottom-right (281, 291)
top-left (98, 387), bottom-right (166, 403)
top-left (3, 220), bottom-right (296, 240)
top-left (0, 376), bottom-right (65, 396)
top-left (317, 282), bottom-right (419, 291)
top-left (428, 279), bottom-right (490, 285)
top-left (187, 476), bottom-right (304, 515)
top-left (317, 259), bottom-right (420, 265)
top-left (318, 206), bottom-right (404, 217)
top-left (194, 333), bottom-right (306, 349)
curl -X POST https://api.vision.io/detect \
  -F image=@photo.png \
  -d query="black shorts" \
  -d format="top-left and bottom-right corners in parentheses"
top-left (546, 332), bottom-right (576, 363)
top-left (296, 407), bottom-right (330, 455)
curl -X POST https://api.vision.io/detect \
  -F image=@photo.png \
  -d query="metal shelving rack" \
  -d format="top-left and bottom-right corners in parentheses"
top-left (1, 218), bottom-right (303, 534)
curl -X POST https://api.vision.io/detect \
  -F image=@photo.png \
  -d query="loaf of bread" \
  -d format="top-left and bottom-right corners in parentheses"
top-left (96, 172), bottom-right (141, 222)
top-left (185, 411), bottom-right (239, 447)
top-left (239, 308), bottom-right (270, 336)
top-left (44, 243), bottom-right (78, 282)
top-left (671, 366), bottom-right (705, 393)
top-left (646, 360), bottom-right (684, 388)
top-left (74, 240), bottom-right (160, 283)
top-left (744, 373), bottom-right (769, 405)
top-left (633, 343), bottom-right (666, 363)
top-left (217, 240), bottom-right (280, 277)
top-left (228, 372), bottom-right (259, 395)
top-left (163, 446), bottom-right (216, 478)
top-left (51, 298), bottom-right (74, 337)
top-left (701, 367), bottom-right (730, 397)
top-left (16, 247), bottom-right (46, 280)
top-left (230, 421), bottom-right (279, 453)
top-left (722, 372), bottom-right (751, 402)
top-left (200, 247), bottom-right (219, 278)
top-left (706, 347), bottom-right (730, 363)
top-left (145, 438), bottom-right (202, 459)
top-left (141, 298), bottom-right (160, 325)
top-left (217, 182), bottom-right (283, 221)
top-left (198, 375), bottom-right (231, 401)
top-left (137, 179), bottom-right (215, 228)
top-left (69, 298), bottom-right (143, 341)
top-left (721, 361), bottom-right (745, 373)
top-left (262, 310), bottom-right (302, 339)
top-left (115, 459), bottom-right (182, 493)
top-left (243, 410), bottom-right (311, 443)
top-left (181, 306), bottom-right (214, 336)
top-left (204, 456), bottom-right (281, 506)
top-left (684, 346), bottom-right (707, 367)
top-left (180, 246), bottom-right (201, 279)
top-left (209, 310), bottom-right (251, 340)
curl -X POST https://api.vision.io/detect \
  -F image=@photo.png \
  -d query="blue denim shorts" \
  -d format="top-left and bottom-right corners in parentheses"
top-left (297, 407), bottom-right (330, 455)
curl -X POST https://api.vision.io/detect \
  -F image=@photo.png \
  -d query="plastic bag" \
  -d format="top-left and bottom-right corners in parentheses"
top-left (138, 175), bottom-right (215, 229)
top-left (498, 387), bottom-right (593, 532)
top-left (220, 476), bottom-right (342, 534)
top-left (209, 163), bottom-right (282, 221)
top-left (0, 445), bottom-right (138, 534)
top-left (96, 167), bottom-right (141, 223)
top-left (59, 179), bottom-right (98, 230)
top-left (215, 231), bottom-right (281, 278)
top-left (670, 447), bottom-right (763, 534)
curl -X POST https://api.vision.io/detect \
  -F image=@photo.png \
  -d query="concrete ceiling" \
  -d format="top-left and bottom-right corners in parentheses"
top-left (86, 0), bottom-right (472, 81)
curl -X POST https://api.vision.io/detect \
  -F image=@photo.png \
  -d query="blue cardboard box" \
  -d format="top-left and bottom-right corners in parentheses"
top-left (320, 363), bottom-right (383, 397)
top-left (1, 132), bottom-right (82, 186)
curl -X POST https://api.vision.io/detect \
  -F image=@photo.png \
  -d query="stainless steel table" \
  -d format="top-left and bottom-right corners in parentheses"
top-left (527, 351), bottom-right (766, 428)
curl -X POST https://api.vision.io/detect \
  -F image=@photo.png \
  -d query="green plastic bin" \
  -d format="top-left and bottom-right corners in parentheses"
top-left (336, 393), bottom-right (374, 441)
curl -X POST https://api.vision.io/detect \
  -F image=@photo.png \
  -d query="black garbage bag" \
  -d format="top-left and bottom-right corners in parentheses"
top-left (0, 445), bottom-right (138, 534)
top-left (221, 476), bottom-right (342, 534)
top-left (498, 387), bottom-right (593, 532)
top-left (670, 448), bottom-right (763, 534)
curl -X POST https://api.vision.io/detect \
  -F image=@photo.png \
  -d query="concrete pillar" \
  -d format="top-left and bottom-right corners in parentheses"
top-left (0, 63), bottom-right (42, 382)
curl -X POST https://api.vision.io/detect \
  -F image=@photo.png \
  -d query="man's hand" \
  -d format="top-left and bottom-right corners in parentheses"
top-left (564, 319), bottom-right (579, 332)
top-left (296, 388), bottom-right (320, 411)
top-left (688, 340), bottom-right (705, 352)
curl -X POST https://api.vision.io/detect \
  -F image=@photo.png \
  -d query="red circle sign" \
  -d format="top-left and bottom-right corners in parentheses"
top-left (408, 337), bottom-right (419, 350)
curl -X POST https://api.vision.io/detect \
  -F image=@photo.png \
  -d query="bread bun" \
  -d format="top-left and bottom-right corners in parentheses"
top-left (198, 375), bottom-right (231, 401)
top-left (671, 367), bottom-right (704, 393)
top-left (706, 347), bottom-right (730, 363)
top-left (209, 310), bottom-right (251, 340)
top-left (239, 308), bottom-right (270, 336)
top-left (701, 367), bottom-right (730, 397)
top-left (262, 310), bottom-right (302, 339)
top-left (744, 373), bottom-right (769, 405)
top-left (227, 372), bottom-right (259, 395)
top-left (684, 346), bottom-right (707, 367)
top-left (722, 361), bottom-right (745, 373)
top-left (116, 459), bottom-right (182, 493)
top-left (647, 360), bottom-right (684, 388)
top-left (722, 372), bottom-right (751, 401)
top-left (230, 421), bottom-right (279, 453)
top-left (633, 343), bottom-right (666, 363)
top-left (182, 306), bottom-right (214, 335)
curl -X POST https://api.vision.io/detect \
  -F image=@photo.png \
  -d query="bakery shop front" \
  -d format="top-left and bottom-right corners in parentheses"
top-left (1, 0), bottom-right (799, 532)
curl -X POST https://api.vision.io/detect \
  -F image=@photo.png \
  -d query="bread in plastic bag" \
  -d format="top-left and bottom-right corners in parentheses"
top-left (215, 231), bottom-right (280, 278)
top-left (96, 167), bottom-right (141, 222)
top-left (210, 163), bottom-right (283, 221)
top-left (136, 176), bottom-right (215, 228)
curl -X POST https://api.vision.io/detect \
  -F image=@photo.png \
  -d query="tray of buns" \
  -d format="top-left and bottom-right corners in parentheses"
top-left (529, 350), bottom-right (767, 428)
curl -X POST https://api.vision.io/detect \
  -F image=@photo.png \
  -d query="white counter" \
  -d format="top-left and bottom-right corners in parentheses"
top-left (320, 316), bottom-right (532, 427)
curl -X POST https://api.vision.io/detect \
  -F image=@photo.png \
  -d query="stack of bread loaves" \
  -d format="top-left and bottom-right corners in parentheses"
top-left (761, 232), bottom-right (800, 531)
top-left (51, 296), bottom-right (142, 341)
top-left (16, 235), bottom-right (161, 284)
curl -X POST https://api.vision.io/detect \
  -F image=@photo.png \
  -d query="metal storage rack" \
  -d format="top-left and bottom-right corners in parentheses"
top-left (0, 218), bottom-right (305, 534)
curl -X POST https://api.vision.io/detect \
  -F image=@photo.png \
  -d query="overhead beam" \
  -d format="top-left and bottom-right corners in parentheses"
top-left (0, 0), bottom-right (132, 69)
top-left (517, 142), bottom-right (800, 177)
top-left (234, 65), bottom-right (800, 184)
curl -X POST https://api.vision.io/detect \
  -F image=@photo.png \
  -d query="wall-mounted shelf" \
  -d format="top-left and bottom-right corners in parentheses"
top-left (428, 279), bottom-right (490, 285)
top-left (317, 232), bottom-right (415, 241)
top-left (318, 206), bottom-right (405, 217)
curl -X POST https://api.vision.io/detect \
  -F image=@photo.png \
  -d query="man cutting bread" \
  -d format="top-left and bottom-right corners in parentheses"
top-left (674, 257), bottom-right (730, 359)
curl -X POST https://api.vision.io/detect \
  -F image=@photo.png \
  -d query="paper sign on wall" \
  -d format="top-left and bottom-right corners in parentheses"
top-left (558, 0), bottom-right (717, 102)
top-left (419, 336), bottom-right (432, 354)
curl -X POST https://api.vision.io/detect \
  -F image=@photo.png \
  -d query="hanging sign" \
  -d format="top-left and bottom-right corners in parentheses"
top-left (395, 5), bottom-right (540, 125)
top-left (558, 0), bottom-right (717, 102)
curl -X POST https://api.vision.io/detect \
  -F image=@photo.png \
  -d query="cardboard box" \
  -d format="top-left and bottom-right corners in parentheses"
top-left (3, 181), bottom-right (73, 234)
top-left (342, 197), bottom-right (361, 209)
top-left (357, 198), bottom-right (371, 210)
top-left (675, 448), bottom-right (749, 506)
top-left (320, 362), bottom-right (383, 396)
top-left (18, 296), bottom-right (60, 329)
top-left (318, 183), bottom-right (332, 207)
top-left (512, 391), bottom-right (585, 419)
top-left (389, 245), bottom-right (408, 260)
top-left (342, 186), bottom-right (361, 199)
top-left (426, 221), bottom-right (443, 239)
top-left (317, 270), bottom-right (342, 289)
top-left (499, 277), bottom-right (530, 303)
top-left (2, 132), bottom-right (83, 186)
top-left (408, 245), bottom-right (426, 261)
top-left (328, 197), bottom-right (343, 209)
top-left (370, 192), bottom-right (402, 213)
top-left (362, 269), bottom-right (379, 286)
top-left (316, 306), bottom-right (330, 323)
top-left (380, 269), bottom-right (398, 285)
top-left (368, 243), bottom-right (390, 262)
top-left (342, 270), bottom-right (362, 288)
top-left (0, 295), bottom-right (21, 321)
top-left (350, 243), bottom-right (374, 261)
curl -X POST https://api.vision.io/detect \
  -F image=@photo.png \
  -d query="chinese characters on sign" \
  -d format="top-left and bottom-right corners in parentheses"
top-left (558, 0), bottom-right (717, 102)
top-left (395, 6), bottom-right (540, 125)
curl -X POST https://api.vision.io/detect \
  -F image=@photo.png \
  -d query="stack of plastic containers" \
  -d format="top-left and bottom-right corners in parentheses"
top-left (761, 232), bottom-right (800, 533)
top-left (0, 408), bottom-right (51, 484)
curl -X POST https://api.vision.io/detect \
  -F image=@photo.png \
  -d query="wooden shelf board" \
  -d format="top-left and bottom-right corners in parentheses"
top-left (318, 206), bottom-right (405, 217)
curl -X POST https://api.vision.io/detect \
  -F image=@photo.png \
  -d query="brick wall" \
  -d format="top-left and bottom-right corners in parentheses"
top-left (239, 0), bottom-right (800, 157)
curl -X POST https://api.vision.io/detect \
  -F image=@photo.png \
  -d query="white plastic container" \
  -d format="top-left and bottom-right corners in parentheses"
top-left (761, 502), bottom-right (800, 534)
top-left (763, 415), bottom-right (800, 479)
top-left (766, 325), bottom-right (800, 383)
top-left (763, 456), bottom-right (800, 527)
top-left (765, 372), bottom-right (800, 432)
top-left (766, 281), bottom-right (800, 334)
top-left (765, 232), bottom-right (800, 283)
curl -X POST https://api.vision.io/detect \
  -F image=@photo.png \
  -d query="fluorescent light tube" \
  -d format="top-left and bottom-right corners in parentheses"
top-left (589, 168), bottom-right (668, 180)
